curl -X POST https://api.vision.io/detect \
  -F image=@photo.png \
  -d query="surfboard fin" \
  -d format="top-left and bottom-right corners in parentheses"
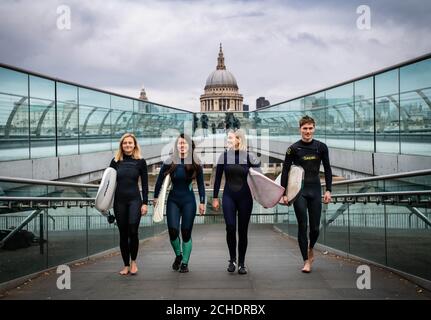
top-left (107, 212), bottom-right (116, 224)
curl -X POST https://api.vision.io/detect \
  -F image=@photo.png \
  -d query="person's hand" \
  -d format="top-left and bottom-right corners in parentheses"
top-left (153, 198), bottom-right (158, 207)
top-left (212, 198), bottom-right (219, 210)
top-left (141, 204), bottom-right (148, 216)
top-left (323, 191), bottom-right (332, 204)
top-left (199, 204), bottom-right (205, 215)
top-left (283, 196), bottom-right (289, 205)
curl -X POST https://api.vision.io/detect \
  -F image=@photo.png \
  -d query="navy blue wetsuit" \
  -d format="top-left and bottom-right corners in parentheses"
top-left (110, 155), bottom-right (148, 267)
top-left (280, 139), bottom-right (332, 261)
top-left (213, 149), bottom-right (261, 265)
top-left (154, 158), bottom-right (205, 265)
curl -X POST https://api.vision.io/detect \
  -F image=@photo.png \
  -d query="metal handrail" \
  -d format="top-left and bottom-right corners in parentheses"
top-left (2, 170), bottom-right (431, 199)
top-left (329, 190), bottom-right (431, 198)
top-left (0, 197), bottom-right (96, 210)
top-left (328, 169), bottom-right (431, 187)
top-left (1, 190), bottom-right (430, 206)
top-left (0, 196), bottom-right (95, 201)
top-left (326, 190), bottom-right (431, 228)
top-left (0, 176), bottom-right (224, 192)
top-left (329, 190), bottom-right (431, 205)
top-left (3, 169), bottom-right (431, 191)
top-left (0, 194), bottom-right (222, 203)
top-left (0, 176), bottom-right (99, 188)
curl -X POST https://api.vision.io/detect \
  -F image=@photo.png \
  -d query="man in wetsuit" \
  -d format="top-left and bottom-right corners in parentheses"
top-left (281, 115), bottom-right (332, 273)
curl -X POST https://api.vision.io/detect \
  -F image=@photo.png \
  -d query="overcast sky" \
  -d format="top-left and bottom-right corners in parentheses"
top-left (1, 0), bottom-right (430, 111)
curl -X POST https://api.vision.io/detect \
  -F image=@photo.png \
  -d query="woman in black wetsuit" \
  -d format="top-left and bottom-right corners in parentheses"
top-left (109, 133), bottom-right (148, 275)
top-left (212, 129), bottom-right (260, 275)
top-left (153, 134), bottom-right (205, 273)
top-left (281, 115), bottom-right (332, 273)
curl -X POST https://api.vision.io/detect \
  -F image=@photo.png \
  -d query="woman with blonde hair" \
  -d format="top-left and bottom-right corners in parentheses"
top-left (109, 133), bottom-right (148, 275)
top-left (212, 129), bottom-right (260, 275)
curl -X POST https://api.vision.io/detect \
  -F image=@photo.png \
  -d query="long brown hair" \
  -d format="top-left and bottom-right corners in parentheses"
top-left (165, 133), bottom-right (201, 179)
top-left (114, 133), bottom-right (142, 161)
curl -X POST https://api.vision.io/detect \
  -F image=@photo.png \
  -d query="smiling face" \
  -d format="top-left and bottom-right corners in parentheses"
top-left (300, 122), bottom-right (315, 142)
top-left (227, 132), bottom-right (239, 150)
top-left (122, 136), bottom-right (135, 155)
top-left (177, 137), bottom-right (189, 156)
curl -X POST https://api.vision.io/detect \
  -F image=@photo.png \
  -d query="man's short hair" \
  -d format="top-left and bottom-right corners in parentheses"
top-left (299, 115), bottom-right (315, 128)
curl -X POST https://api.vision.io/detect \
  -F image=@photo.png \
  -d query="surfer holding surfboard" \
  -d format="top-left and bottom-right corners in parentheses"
top-left (281, 115), bottom-right (332, 273)
top-left (109, 133), bottom-right (148, 276)
top-left (212, 129), bottom-right (261, 275)
top-left (153, 134), bottom-right (205, 273)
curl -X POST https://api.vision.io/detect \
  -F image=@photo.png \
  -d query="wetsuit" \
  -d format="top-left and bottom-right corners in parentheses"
top-left (213, 149), bottom-right (261, 266)
top-left (110, 155), bottom-right (148, 267)
top-left (280, 139), bottom-right (332, 261)
top-left (154, 158), bottom-right (205, 266)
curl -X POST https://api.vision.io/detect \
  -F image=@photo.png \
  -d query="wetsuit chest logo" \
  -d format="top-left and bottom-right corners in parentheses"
top-left (303, 155), bottom-right (318, 161)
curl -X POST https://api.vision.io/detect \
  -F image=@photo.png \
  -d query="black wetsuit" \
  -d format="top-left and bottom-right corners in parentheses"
top-left (154, 158), bottom-right (205, 265)
top-left (213, 149), bottom-right (261, 265)
top-left (281, 139), bottom-right (332, 261)
top-left (110, 155), bottom-right (148, 267)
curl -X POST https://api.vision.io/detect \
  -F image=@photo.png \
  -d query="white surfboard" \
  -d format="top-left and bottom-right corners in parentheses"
top-left (247, 168), bottom-right (286, 209)
top-left (153, 174), bottom-right (171, 223)
top-left (275, 165), bottom-right (304, 206)
top-left (95, 167), bottom-right (117, 216)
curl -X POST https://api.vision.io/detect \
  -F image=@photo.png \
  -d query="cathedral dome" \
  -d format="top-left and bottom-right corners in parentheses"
top-left (205, 69), bottom-right (238, 89)
top-left (200, 44), bottom-right (243, 112)
top-left (204, 44), bottom-right (238, 90)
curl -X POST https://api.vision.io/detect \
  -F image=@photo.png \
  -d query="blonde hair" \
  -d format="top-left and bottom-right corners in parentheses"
top-left (227, 129), bottom-right (247, 151)
top-left (114, 133), bottom-right (142, 161)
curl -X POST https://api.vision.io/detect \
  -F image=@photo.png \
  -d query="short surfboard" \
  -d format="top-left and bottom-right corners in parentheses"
top-left (95, 167), bottom-right (117, 216)
top-left (275, 165), bottom-right (304, 206)
top-left (247, 168), bottom-right (285, 209)
top-left (153, 174), bottom-right (171, 223)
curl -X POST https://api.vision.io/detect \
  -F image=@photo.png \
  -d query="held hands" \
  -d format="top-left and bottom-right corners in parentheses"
top-left (212, 198), bottom-right (219, 210)
top-left (282, 195), bottom-right (293, 206)
top-left (199, 204), bottom-right (205, 215)
top-left (323, 191), bottom-right (332, 204)
top-left (141, 204), bottom-right (148, 216)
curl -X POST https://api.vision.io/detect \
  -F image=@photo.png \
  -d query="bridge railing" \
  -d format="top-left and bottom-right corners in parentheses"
top-left (0, 174), bottom-right (288, 285)
top-left (278, 168), bottom-right (431, 283)
top-left (1, 170), bottom-right (430, 286)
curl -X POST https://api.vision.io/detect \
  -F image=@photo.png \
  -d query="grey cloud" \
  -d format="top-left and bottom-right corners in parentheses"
top-left (222, 11), bottom-right (265, 19)
top-left (286, 32), bottom-right (328, 48)
top-left (367, 38), bottom-right (381, 46)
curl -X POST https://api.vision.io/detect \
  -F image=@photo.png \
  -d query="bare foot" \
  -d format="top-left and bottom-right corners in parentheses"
top-left (308, 248), bottom-right (314, 264)
top-left (301, 260), bottom-right (311, 273)
top-left (119, 266), bottom-right (129, 275)
top-left (130, 261), bottom-right (138, 275)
